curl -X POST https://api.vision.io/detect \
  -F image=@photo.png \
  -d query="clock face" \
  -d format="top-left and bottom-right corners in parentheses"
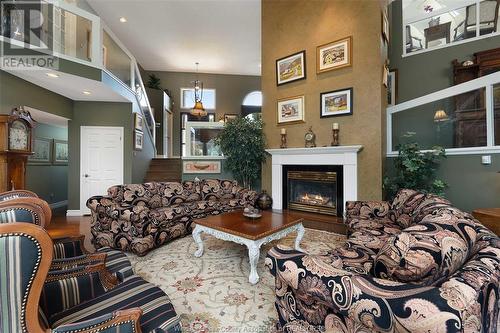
top-left (9, 120), bottom-right (30, 151)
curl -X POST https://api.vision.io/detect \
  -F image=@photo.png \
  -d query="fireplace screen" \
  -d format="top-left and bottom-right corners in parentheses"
top-left (287, 171), bottom-right (338, 215)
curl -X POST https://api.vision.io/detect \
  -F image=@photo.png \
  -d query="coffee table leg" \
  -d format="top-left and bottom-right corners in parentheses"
top-left (295, 224), bottom-right (305, 252)
top-left (192, 225), bottom-right (204, 257)
top-left (247, 243), bottom-right (261, 284)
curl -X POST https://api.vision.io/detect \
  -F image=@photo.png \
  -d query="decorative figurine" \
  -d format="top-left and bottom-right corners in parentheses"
top-left (280, 128), bottom-right (287, 149)
top-left (331, 123), bottom-right (340, 146)
top-left (304, 126), bottom-right (316, 148)
top-left (255, 190), bottom-right (273, 210)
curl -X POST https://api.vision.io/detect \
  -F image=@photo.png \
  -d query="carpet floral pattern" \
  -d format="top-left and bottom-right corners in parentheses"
top-left (127, 228), bottom-right (346, 332)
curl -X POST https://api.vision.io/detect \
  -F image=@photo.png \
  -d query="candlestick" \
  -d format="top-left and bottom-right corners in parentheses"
top-left (280, 133), bottom-right (287, 149)
top-left (332, 123), bottom-right (339, 130)
top-left (280, 128), bottom-right (286, 135)
top-left (331, 128), bottom-right (340, 146)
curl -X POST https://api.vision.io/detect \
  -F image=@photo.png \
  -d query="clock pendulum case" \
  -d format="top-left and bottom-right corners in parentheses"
top-left (0, 107), bottom-right (35, 192)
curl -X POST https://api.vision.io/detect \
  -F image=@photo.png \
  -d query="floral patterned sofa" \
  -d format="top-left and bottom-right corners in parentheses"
top-left (266, 189), bottom-right (500, 333)
top-left (87, 179), bottom-right (256, 256)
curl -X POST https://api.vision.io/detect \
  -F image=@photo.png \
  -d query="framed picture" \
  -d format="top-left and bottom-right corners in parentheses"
top-left (183, 161), bottom-right (221, 174)
top-left (277, 95), bottom-right (305, 125)
top-left (316, 36), bottom-right (352, 73)
top-left (134, 113), bottom-right (143, 131)
top-left (320, 88), bottom-right (353, 118)
top-left (276, 50), bottom-right (306, 86)
top-left (382, 10), bottom-right (389, 42)
top-left (28, 138), bottom-right (52, 165)
top-left (224, 114), bottom-right (238, 123)
top-left (382, 64), bottom-right (389, 87)
top-left (387, 69), bottom-right (398, 106)
top-left (52, 139), bottom-right (68, 165)
top-left (134, 130), bottom-right (143, 151)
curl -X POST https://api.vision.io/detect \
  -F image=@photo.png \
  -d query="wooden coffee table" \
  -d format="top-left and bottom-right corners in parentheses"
top-left (192, 210), bottom-right (305, 284)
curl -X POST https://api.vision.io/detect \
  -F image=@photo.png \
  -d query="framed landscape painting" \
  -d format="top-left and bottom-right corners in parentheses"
top-left (277, 95), bottom-right (305, 124)
top-left (28, 137), bottom-right (51, 165)
top-left (276, 51), bottom-right (306, 86)
top-left (52, 139), bottom-right (68, 165)
top-left (320, 88), bottom-right (353, 118)
top-left (317, 36), bottom-right (352, 73)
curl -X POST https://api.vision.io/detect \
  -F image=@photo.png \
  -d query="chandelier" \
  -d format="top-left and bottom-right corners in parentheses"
top-left (191, 62), bottom-right (207, 117)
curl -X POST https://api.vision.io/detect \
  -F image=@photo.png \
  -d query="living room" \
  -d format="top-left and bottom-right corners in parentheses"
top-left (0, 0), bottom-right (499, 332)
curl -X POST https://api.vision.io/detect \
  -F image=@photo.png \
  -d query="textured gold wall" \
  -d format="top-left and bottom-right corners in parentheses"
top-left (261, 0), bottom-right (387, 201)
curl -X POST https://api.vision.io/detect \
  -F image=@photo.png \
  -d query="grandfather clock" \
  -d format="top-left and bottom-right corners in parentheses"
top-left (0, 107), bottom-right (35, 192)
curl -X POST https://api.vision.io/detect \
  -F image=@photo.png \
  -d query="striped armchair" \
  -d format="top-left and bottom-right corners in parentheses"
top-left (0, 193), bottom-right (134, 281)
top-left (0, 223), bottom-right (181, 332)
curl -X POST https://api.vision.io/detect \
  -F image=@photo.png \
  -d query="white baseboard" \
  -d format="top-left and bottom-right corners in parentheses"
top-left (66, 210), bottom-right (83, 216)
top-left (49, 200), bottom-right (68, 209)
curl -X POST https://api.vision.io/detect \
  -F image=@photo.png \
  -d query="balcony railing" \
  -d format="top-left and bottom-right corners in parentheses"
top-left (404, 0), bottom-right (500, 56)
top-left (0, 0), bottom-right (155, 143)
top-left (387, 71), bottom-right (500, 156)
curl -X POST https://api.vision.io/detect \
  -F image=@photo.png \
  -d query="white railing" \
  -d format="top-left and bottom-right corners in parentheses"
top-left (387, 71), bottom-right (500, 156)
top-left (403, 0), bottom-right (500, 57)
top-left (0, 0), bottom-right (156, 144)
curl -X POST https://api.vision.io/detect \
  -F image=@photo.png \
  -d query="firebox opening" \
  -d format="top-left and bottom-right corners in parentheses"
top-left (282, 165), bottom-right (343, 216)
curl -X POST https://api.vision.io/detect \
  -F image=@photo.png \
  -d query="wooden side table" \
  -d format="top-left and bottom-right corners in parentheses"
top-left (472, 208), bottom-right (500, 235)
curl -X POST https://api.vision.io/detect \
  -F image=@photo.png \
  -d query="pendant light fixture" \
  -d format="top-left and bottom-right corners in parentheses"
top-left (191, 62), bottom-right (207, 117)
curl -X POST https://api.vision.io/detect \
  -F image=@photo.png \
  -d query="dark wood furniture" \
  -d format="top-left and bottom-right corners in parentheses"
top-left (424, 22), bottom-right (451, 48)
top-left (473, 208), bottom-right (500, 236)
top-left (452, 47), bottom-right (500, 147)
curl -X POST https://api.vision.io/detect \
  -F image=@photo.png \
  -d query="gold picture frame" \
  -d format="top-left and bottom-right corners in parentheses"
top-left (316, 36), bottom-right (352, 73)
top-left (277, 95), bottom-right (305, 125)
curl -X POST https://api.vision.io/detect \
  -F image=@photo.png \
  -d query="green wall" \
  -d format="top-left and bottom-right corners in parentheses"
top-left (146, 71), bottom-right (261, 157)
top-left (26, 124), bottom-right (68, 205)
top-left (389, 0), bottom-right (500, 103)
top-left (387, 0), bottom-right (500, 211)
top-left (68, 101), bottom-right (134, 209)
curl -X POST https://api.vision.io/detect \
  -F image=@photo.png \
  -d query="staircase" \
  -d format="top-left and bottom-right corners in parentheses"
top-left (144, 158), bottom-right (182, 182)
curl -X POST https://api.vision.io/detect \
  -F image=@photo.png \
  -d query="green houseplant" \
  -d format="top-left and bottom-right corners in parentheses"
top-left (384, 141), bottom-right (447, 199)
top-left (215, 116), bottom-right (266, 189)
top-left (146, 74), bottom-right (162, 90)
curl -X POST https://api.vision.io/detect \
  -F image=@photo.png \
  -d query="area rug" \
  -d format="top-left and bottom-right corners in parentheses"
top-left (127, 228), bottom-right (346, 332)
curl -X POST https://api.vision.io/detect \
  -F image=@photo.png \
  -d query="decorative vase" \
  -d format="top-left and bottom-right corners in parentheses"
top-left (255, 190), bottom-right (273, 210)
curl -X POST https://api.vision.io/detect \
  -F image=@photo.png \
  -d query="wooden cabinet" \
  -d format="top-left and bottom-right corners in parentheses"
top-left (452, 47), bottom-right (500, 147)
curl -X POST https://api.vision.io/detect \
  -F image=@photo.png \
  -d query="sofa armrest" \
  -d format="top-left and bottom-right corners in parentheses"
top-left (266, 246), bottom-right (465, 332)
top-left (50, 253), bottom-right (107, 271)
top-left (237, 188), bottom-right (257, 205)
top-left (52, 235), bottom-right (88, 258)
top-left (52, 308), bottom-right (142, 333)
top-left (41, 263), bottom-right (119, 319)
top-left (345, 200), bottom-right (391, 226)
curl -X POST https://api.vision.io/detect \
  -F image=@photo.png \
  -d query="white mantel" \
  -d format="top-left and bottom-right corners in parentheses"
top-left (265, 146), bottom-right (363, 214)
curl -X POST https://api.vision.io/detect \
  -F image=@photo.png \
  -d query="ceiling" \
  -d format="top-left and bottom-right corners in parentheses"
top-left (5, 69), bottom-right (129, 102)
top-left (87, 0), bottom-right (261, 76)
top-left (25, 106), bottom-right (69, 128)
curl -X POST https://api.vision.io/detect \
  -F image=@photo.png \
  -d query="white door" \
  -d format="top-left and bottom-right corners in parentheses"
top-left (80, 126), bottom-right (124, 214)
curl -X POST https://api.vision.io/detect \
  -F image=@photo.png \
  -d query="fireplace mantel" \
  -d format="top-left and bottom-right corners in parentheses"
top-left (265, 145), bottom-right (363, 215)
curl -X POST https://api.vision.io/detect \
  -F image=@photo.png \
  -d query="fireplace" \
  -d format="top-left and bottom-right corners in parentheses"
top-left (283, 165), bottom-right (343, 216)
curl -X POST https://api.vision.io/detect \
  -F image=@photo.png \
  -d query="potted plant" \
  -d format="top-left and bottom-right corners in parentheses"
top-left (146, 74), bottom-right (162, 90)
top-left (384, 141), bottom-right (447, 199)
top-left (215, 116), bottom-right (266, 189)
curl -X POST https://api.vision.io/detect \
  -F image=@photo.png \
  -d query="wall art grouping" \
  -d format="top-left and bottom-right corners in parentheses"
top-left (28, 138), bottom-right (68, 165)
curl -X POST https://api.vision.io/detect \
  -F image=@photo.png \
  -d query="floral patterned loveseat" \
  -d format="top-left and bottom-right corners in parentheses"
top-left (87, 179), bottom-right (256, 256)
top-left (266, 189), bottom-right (500, 333)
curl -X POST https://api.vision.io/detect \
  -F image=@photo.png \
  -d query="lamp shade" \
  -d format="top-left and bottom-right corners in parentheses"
top-left (191, 101), bottom-right (207, 117)
top-left (434, 109), bottom-right (449, 122)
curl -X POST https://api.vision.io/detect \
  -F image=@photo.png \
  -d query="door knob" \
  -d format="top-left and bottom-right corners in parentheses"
top-left (84, 174), bottom-right (90, 178)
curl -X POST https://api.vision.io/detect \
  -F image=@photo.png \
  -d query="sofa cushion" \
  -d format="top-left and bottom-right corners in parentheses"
top-left (200, 179), bottom-right (240, 200)
top-left (48, 276), bottom-right (181, 333)
top-left (348, 216), bottom-right (401, 234)
top-left (390, 189), bottom-right (427, 228)
top-left (373, 207), bottom-right (478, 285)
top-left (347, 225), bottom-right (401, 254)
top-left (411, 194), bottom-right (451, 225)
